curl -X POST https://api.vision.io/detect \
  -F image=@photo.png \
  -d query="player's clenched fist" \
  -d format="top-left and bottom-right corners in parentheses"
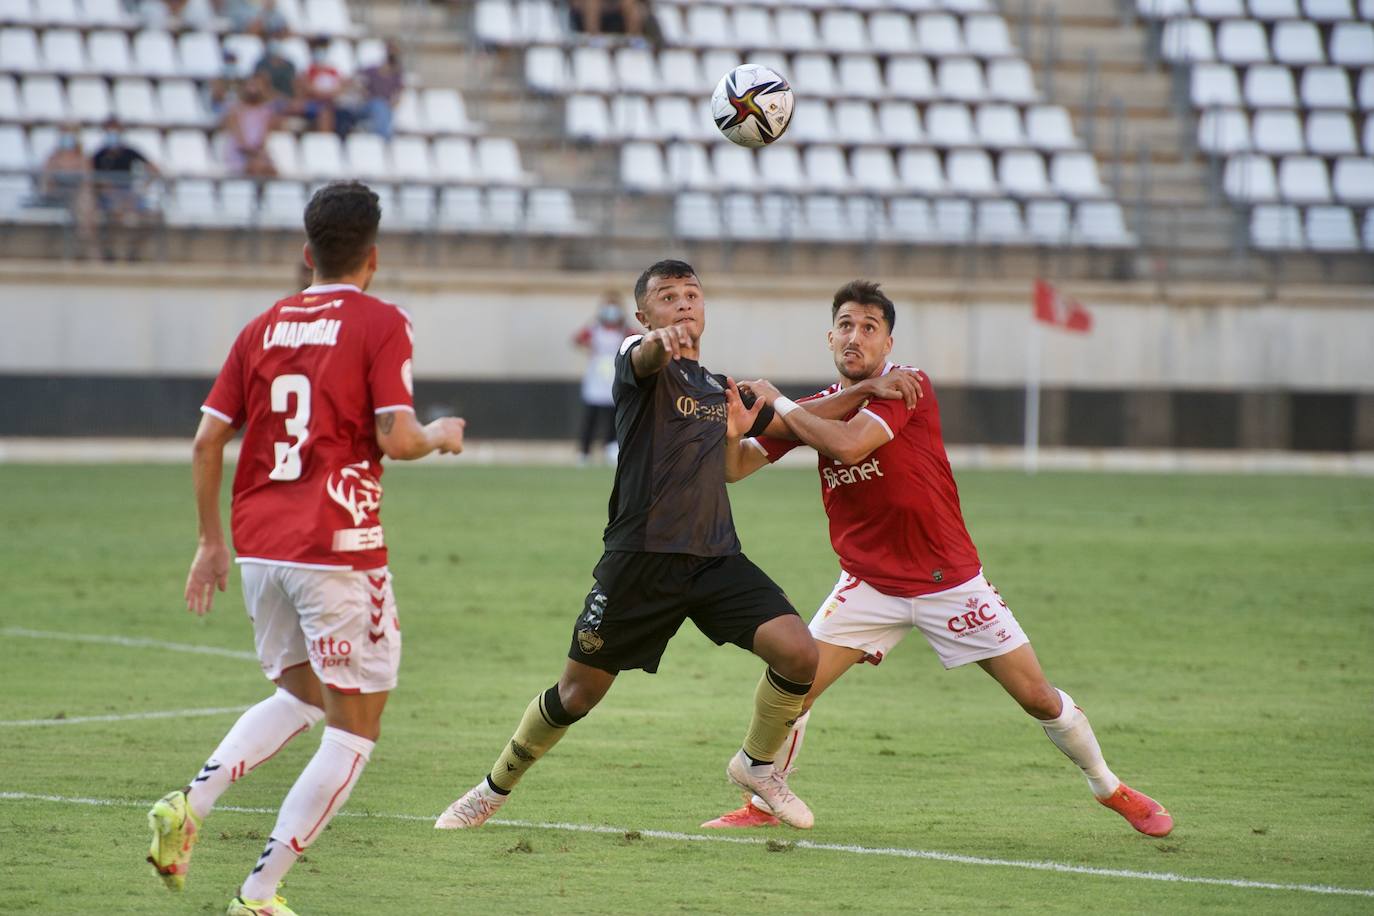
top-left (429, 416), bottom-right (466, 455)
top-left (741, 378), bottom-right (783, 406)
top-left (862, 368), bottom-right (923, 408)
top-left (725, 377), bottom-right (764, 438)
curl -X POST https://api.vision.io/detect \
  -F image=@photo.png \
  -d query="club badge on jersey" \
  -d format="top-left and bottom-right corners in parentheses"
top-left (327, 461), bottom-right (384, 552)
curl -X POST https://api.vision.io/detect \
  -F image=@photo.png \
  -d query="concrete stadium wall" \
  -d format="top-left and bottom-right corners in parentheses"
top-left (2, 263), bottom-right (1372, 450)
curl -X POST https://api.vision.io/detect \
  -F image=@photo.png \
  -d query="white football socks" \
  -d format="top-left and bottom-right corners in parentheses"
top-left (1039, 689), bottom-right (1120, 799)
top-left (752, 709), bottom-right (810, 811)
top-left (239, 726), bottom-right (374, 901)
top-left (187, 688), bottom-right (324, 821)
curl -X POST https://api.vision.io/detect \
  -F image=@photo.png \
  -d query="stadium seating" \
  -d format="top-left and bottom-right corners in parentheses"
top-left (1140, 2), bottom-right (1374, 250)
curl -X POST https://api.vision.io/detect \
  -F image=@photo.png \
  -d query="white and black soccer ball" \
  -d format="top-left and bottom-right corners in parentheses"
top-left (710, 64), bottom-right (794, 148)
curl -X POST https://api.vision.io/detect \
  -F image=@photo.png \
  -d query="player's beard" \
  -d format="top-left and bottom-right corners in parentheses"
top-left (835, 350), bottom-right (876, 383)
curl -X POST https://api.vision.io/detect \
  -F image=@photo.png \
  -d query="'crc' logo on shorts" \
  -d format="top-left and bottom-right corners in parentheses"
top-left (947, 603), bottom-right (998, 634)
top-left (311, 636), bottom-right (353, 668)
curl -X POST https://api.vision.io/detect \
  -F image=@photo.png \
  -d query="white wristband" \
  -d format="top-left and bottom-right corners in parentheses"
top-left (773, 396), bottom-right (799, 418)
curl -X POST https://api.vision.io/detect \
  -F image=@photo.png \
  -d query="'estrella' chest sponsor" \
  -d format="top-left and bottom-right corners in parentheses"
top-left (822, 457), bottom-right (884, 489)
top-left (262, 317), bottom-right (342, 350)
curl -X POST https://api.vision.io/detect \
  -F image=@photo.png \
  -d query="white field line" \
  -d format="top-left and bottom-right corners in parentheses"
top-left (0, 627), bottom-right (256, 660)
top-left (1, 792), bottom-right (1370, 899)
top-left (0, 706), bottom-right (248, 728)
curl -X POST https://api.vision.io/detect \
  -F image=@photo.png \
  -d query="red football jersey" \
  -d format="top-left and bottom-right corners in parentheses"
top-left (202, 283), bottom-right (415, 571)
top-left (752, 364), bottom-right (981, 597)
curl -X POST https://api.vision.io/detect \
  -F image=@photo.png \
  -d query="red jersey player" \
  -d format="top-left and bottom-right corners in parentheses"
top-left (705, 280), bottom-right (1173, 839)
top-left (146, 182), bottom-right (466, 916)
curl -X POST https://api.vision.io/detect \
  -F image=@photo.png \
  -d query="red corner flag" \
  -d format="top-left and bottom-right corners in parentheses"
top-left (1033, 279), bottom-right (1093, 333)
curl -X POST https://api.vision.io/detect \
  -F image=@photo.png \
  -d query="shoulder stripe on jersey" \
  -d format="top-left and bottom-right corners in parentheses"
top-left (374, 404), bottom-right (415, 415)
top-left (619, 334), bottom-right (644, 355)
top-left (200, 405), bottom-right (234, 425)
top-left (859, 407), bottom-right (895, 442)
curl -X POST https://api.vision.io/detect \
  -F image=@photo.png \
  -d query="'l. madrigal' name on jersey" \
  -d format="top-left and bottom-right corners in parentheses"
top-left (262, 318), bottom-right (343, 350)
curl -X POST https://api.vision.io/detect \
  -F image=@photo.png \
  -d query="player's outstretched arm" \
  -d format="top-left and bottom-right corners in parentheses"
top-left (185, 413), bottom-right (236, 616)
top-left (630, 325), bottom-right (694, 378)
top-left (376, 409), bottom-right (466, 460)
top-left (747, 370), bottom-right (921, 438)
top-left (724, 378), bottom-right (771, 483)
top-left (746, 379), bottom-right (891, 466)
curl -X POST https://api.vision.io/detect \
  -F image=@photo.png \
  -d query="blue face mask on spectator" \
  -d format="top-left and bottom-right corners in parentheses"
top-left (105, 131), bottom-right (122, 146)
top-left (58, 134), bottom-right (77, 150)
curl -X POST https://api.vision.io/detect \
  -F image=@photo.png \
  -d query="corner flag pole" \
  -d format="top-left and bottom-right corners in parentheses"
top-left (1024, 315), bottom-right (1041, 475)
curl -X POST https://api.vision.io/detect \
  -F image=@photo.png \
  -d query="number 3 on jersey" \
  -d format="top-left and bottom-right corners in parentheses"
top-left (269, 374), bottom-right (311, 481)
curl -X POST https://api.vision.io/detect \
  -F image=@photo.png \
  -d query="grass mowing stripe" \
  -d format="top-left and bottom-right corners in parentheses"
top-left (0, 706), bottom-right (249, 727)
top-left (3, 791), bottom-right (1370, 899)
top-left (0, 627), bottom-right (256, 660)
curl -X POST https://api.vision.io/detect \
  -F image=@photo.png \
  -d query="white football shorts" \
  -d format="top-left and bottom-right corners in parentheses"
top-left (239, 563), bottom-right (401, 694)
top-left (809, 569), bottom-right (1029, 669)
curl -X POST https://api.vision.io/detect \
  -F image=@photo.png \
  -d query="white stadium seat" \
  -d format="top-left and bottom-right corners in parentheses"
top-left (324, 37), bottom-right (356, 77)
top-left (517, 0), bottom-right (566, 44)
top-left (1301, 0), bottom-right (1353, 19)
top-left (1244, 65), bottom-right (1298, 107)
top-left (877, 100), bottom-right (924, 144)
top-left (167, 129), bottom-right (216, 176)
top-left (775, 8), bottom-right (820, 50)
top-left (1192, 63), bottom-right (1242, 108)
top-left (838, 57), bottom-right (884, 100)
top-left (964, 15), bottom-right (1015, 57)
top-left (937, 58), bottom-right (987, 102)
top-left (1364, 114), bottom-right (1374, 153)
top-left (799, 195), bottom-right (850, 241)
top-left (1366, 209), bottom-right (1374, 251)
top-left (888, 197), bottom-right (935, 241)
top-left (1250, 204), bottom-right (1304, 249)
top-left (260, 180), bottom-right (307, 228)
top-left (802, 145), bottom-right (851, 191)
top-left (432, 137), bottom-right (476, 182)
top-left (1216, 19), bottom-right (1269, 64)
top-left (219, 179), bottom-right (257, 222)
top-left (1138, 0), bottom-right (1190, 16)
top-left (1027, 199), bottom-right (1071, 243)
top-left (916, 13), bottom-right (965, 56)
top-left (424, 89), bottom-right (474, 134)
top-left (975, 104), bottom-right (1026, 148)
top-left (0, 0), bottom-right (34, 25)
top-left (1161, 19), bottom-right (1215, 62)
top-left (1330, 23), bottom-right (1374, 68)
top-left (686, 5), bottom-right (732, 49)
top-left (346, 133), bottom-right (389, 179)
top-left (786, 100), bottom-right (837, 144)
top-left (88, 30), bottom-right (133, 76)
top-left (926, 102), bottom-right (976, 145)
top-left (477, 137), bottom-right (528, 185)
top-left (615, 47), bottom-right (658, 87)
top-left (732, 7), bottom-right (777, 50)
top-left (0, 124), bottom-right (27, 171)
top-left (0, 27), bottom-right (40, 73)
top-left (1278, 155), bottom-right (1331, 202)
top-left (947, 149), bottom-right (999, 195)
top-left (1075, 201), bottom-right (1136, 247)
top-left (650, 4), bottom-right (685, 46)
top-left (1253, 109), bottom-right (1304, 155)
top-left (392, 89), bottom-right (423, 134)
top-left (67, 77), bottom-right (111, 123)
top-left (304, 0), bottom-right (353, 36)
top-left (1194, 0), bottom-right (1246, 16)
top-left (610, 94), bottom-right (655, 140)
top-left (756, 145), bottom-right (806, 191)
top-left (1271, 21), bottom-right (1324, 66)
top-left (1223, 153), bottom-right (1279, 200)
top-left (158, 80), bottom-right (206, 127)
top-left (987, 59), bottom-right (1039, 103)
top-left (266, 131), bottom-right (302, 179)
top-left (394, 185), bottom-right (436, 230)
top-left (84, 0), bottom-right (133, 27)
top-left (34, 0), bottom-right (79, 26)
top-left (849, 147), bottom-right (900, 193)
top-left (832, 100), bottom-right (880, 144)
top-left (713, 145), bottom-right (760, 190)
top-left (133, 30), bottom-right (178, 78)
top-left (390, 136), bottom-right (434, 182)
top-left (222, 34), bottom-right (264, 78)
top-left (821, 10), bottom-right (868, 52)
top-left (897, 148), bottom-right (948, 194)
top-left (525, 47), bottom-right (567, 94)
top-left (0, 76), bottom-right (17, 121)
top-left (1199, 108), bottom-right (1253, 153)
top-left (976, 198), bottom-right (1026, 243)
top-left (869, 12), bottom-right (916, 54)
top-left (21, 76), bottom-right (66, 121)
top-left (527, 188), bottom-right (580, 234)
top-left (700, 51), bottom-right (743, 92)
top-left (658, 50), bottom-right (702, 95)
top-left (299, 132), bottom-right (346, 179)
top-left (572, 46), bottom-right (615, 93)
top-left (1301, 67), bottom-right (1354, 110)
top-left (166, 179), bottom-right (220, 227)
top-left (438, 186), bottom-right (483, 231)
top-left (178, 32), bottom-right (222, 81)
top-left (886, 57), bottom-right (937, 101)
top-left (566, 94), bottom-right (610, 141)
top-left (1000, 149), bottom-right (1052, 196)
top-left (1247, 0), bottom-right (1299, 17)
top-left (355, 38), bottom-right (386, 71)
top-left (123, 127), bottom-right (164, 168)
top-left (933, 198), bottom-right (973, 243)
top-left (41, 29), bottom-right (86, 73)
top-left (1332, 157), bottom-right (1374, 203)
top-left (1359, 70), bottom-right (1374, 110)
top-left (1050, 151), bottom-right (1107, 198)
top-left (1026, 105), bottom-right (1078, 150)
top-left (484, 188), bottom-right (524, 231)
top-left (793, 54), bottom-right (839, 96)
top-left (1307, 112), bottom-right (1359, 156)
top-left (654, 96), bottom-right (713, 142)
top-left (1305, 205), bottom-right (1358, 250)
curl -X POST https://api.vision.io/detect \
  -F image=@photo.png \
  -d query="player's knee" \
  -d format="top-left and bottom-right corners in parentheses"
top-left (778, 637), bottom-right (819, 684)
top-left (555, 681), bottom-right (602, 721)
top-left (1020, 683), bottom-right (1063, 720)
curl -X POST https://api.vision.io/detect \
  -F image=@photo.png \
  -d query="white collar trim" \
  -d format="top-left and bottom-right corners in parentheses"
top-left (302, 283), bottom-right (361, 294)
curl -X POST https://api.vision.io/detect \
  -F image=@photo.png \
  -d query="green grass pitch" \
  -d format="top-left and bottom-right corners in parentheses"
top-left (0, 464), bottom-right (1371, 914)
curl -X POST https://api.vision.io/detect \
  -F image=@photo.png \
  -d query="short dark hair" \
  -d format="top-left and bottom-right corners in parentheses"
top-left (831, 280), bottom-right (896, 331)
top-left (304, 181), bottom-right (380, 278)
top-left (634, 259), bottom-right (697, 308)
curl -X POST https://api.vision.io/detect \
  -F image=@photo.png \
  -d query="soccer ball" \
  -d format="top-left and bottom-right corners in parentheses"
top-left (710, 64), bottom-right (794, 148)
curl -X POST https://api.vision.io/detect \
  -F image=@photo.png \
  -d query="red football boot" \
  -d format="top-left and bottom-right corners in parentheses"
top-left (701, 802), bottom-right (781, 829)
top-left (1099, 783), bottom-right (1174, 837)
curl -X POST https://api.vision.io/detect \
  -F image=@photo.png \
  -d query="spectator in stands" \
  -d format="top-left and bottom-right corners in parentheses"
top-left (358, 41), bottom-right (405, 139)
top-left (253, 31), bottom-right (298, 103)
top-left (222, 0), bottom-right (288, 35)
top-left (571, 292), bottom-right (633, 465)
top-left (299, 36), bottom-right (345, 134)
top-left (90, 117), bottom-right (162, 262)
top-left (570, 0), bottom-right (646, 39)
top-left (223, 75), bottom-right (279, 178)
top-left (206, 48), bottom-right (241, 119)
top-left (37, 125), bottom-right (96, 254)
